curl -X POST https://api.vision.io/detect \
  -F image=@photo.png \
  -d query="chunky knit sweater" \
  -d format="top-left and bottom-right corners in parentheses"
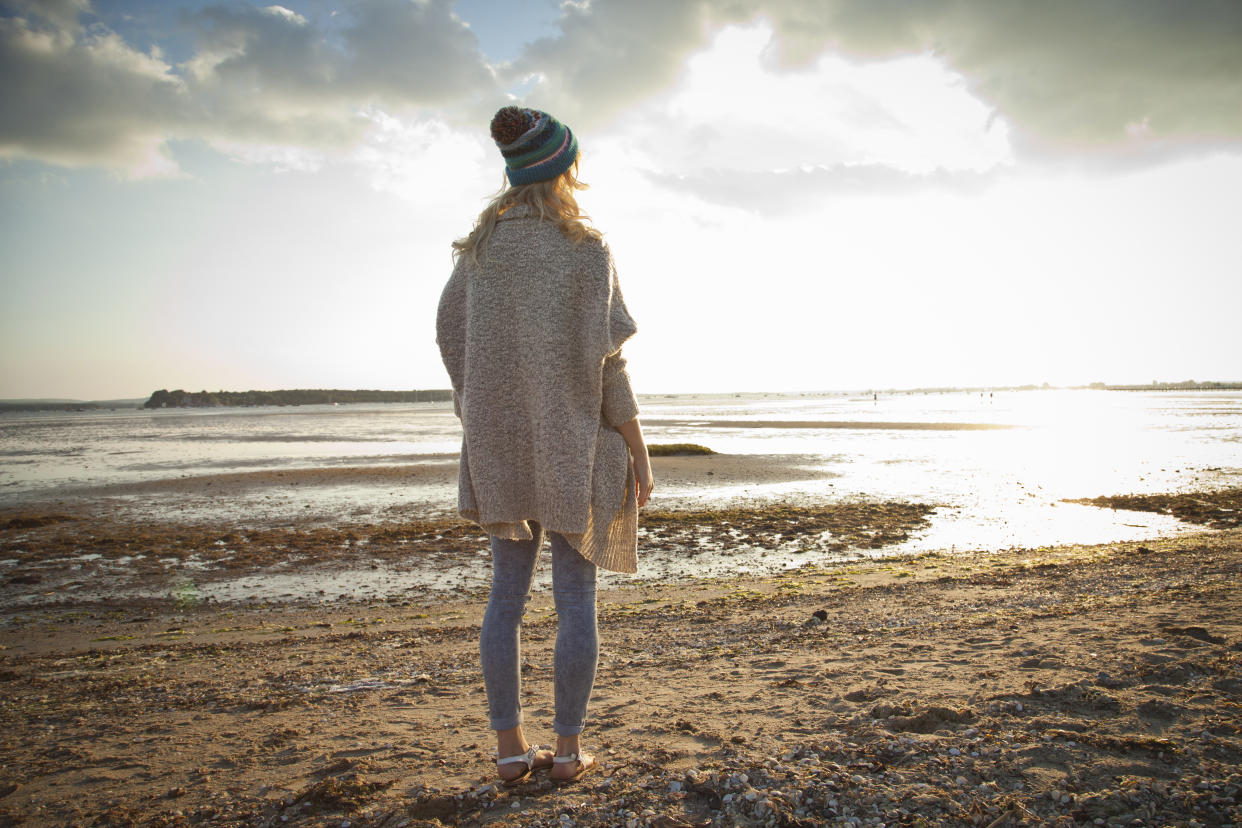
top-left (436, 205), bottom-right (641, 573)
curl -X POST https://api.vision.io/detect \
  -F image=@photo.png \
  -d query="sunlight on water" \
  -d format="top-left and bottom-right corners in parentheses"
top-left (638, 389), bottom-right (1240, 556)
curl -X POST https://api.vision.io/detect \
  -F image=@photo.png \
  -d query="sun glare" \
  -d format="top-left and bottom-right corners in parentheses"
top-left (661, 22), bottom-right (1012, 175)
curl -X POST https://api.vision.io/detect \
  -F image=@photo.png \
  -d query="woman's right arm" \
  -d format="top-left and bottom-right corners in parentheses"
top-left (616, 417), bottom-right (653, 508)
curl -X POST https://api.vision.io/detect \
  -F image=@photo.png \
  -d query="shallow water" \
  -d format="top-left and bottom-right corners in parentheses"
top-left (2, 390), bottom-right (1240, 600)
top-left (644, 389), bottom-right (1241, 550)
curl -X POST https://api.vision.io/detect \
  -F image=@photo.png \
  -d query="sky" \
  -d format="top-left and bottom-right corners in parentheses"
top-left (1, 0), bottom-right (1240, 399)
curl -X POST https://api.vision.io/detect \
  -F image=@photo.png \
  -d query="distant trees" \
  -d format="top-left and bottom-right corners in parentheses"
top-left (142, 389), bottom-right (452, 408)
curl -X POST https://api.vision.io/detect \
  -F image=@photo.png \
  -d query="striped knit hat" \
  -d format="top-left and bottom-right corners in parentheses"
top-left (490, 106), bottom-right (579, 187)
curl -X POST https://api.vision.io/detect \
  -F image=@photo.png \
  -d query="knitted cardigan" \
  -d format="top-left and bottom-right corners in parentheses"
top-left (436, 205), bottom-right (641, 573)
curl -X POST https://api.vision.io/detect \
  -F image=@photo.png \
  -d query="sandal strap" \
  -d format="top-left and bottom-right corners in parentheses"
top-left (553, 753), bottom-right (580, 764)
top-left (498, 745), bottom-right (540, 767)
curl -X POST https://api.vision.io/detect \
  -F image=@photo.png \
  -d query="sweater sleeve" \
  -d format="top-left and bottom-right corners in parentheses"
top-left (597, 244), bottom-right (639, 426)
top-left (601, 350), bottom-right (639, 427)
top-left (603, 246), bottom-right (638, 357)
top-left (436, 259), bottom-right (468, 415)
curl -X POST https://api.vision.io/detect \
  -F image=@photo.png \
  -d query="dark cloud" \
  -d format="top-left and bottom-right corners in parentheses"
top-left (0, 6), bottom-right (186, 171)
top-left (647, 164), bottom-right (997, 216)
top-left (340, 0), bottom-right (493, 102)
top-left (506, 0), bottom-right (713, 127)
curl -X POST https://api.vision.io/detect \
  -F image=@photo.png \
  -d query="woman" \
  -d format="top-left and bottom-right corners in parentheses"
top-left (436, 106), bottom-right (654, 786)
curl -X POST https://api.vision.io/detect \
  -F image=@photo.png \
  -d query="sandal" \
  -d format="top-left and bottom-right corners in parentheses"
top-left (496, 744), bottom-right (552, 787)
top-left (551, 751), bottom-right (597, 785)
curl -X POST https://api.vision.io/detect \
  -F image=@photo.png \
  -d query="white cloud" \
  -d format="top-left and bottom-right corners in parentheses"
top-left (574, 22), bottom-right (1010, 213)
top-left (661, 24), bottom-right (1009, 174)
top-left (647, 164), bottom-right (997, 216)
top-left (261, 5), bottom-right (307, 26)
top-left (207, 140), bottom-right (326, 173)
top-left (350, 111), bottom-right (494, 207)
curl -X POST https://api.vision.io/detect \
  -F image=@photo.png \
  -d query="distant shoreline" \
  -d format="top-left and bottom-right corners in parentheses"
top-left (0, 399), bottom-right (146, 413)
top-left (2, 381), bottom-right (1240, 413)
top-left (141, 388), bottom-right (453, 409)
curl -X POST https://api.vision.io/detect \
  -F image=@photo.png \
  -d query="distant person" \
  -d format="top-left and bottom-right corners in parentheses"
top-left (436, 106), bottom-right (654, 786)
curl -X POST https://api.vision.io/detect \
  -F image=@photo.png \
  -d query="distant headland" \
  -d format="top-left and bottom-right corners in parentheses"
top-left (142, 388), bottom-right (452, 408)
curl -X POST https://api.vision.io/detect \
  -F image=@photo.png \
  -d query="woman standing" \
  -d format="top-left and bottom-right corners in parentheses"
top-left (436, 106), bottom-right (654, 786)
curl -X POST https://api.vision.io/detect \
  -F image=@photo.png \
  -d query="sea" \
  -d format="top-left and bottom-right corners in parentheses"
top-left (2, 389), bottom-right (1240, 598)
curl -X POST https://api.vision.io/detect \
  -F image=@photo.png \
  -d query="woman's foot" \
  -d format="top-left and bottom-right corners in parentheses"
top-left (550, 751), bottom-right (597, 784)
top-left (496, 744), bottom-right (554, 786)
top-left (495, 725), bottom-right (553, 785)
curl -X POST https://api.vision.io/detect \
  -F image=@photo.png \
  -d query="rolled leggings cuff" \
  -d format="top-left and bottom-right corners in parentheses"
top-left (553, 719), bottom-right (585, 736)
top-left (490, 711), bottom-right (523, 732)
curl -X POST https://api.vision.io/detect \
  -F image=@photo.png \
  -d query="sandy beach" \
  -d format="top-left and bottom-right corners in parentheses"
top-left (1, 482), bottom-right (1240, 826)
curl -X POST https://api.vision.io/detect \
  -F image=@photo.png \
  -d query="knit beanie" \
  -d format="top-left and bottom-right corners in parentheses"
top-left (490, 106), bottom-right (579, 187)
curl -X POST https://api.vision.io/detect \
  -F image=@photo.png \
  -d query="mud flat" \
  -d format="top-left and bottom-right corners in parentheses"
top-left (0, 490), bottom-right (940, 607)
top-left (1, 526), bottom-right (1240, 826)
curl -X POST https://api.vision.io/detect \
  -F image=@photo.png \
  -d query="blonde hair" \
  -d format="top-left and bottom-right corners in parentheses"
top-left (452, 161), bottom-right (602, 265)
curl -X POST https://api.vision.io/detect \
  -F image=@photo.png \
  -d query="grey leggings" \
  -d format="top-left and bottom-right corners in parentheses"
top-left (480, 524), bottom-right (598, 735)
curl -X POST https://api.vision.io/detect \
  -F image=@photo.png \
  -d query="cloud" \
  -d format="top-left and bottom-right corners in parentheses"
top-left (754, 0), bottom-right (1242, 156)
top-left (350, 111), bottom-right (493, 206)
top-left (184, 0), bottom-right (493, 107)
top-left (3, 0), bottom-right (1239, 176)
top-left (1, 0), bottom-right (89, 33)
top-left (579, 22), bottom-right (1010, 212)
top-left (648, 163), bottom-right (997, 216)
top-left (504, 0), bottom-right (715, 128)
top-left (515, 0), bottom-right (1242, 158)
top-left (0, 0), bottom-right (498, 173)
top-left (0, 7), bottom-right (185, 174)
top-left (338, 0), bottom-right (494, 103)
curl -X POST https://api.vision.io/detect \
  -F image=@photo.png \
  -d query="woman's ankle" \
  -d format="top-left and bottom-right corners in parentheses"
top-left (496, 725), bottom-right (527, 757)
top-left (555, 735), bottom-right (582, 757)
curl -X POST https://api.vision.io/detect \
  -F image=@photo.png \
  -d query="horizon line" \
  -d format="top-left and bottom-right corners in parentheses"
top-left (5, 378), bottom-right (1242, 406)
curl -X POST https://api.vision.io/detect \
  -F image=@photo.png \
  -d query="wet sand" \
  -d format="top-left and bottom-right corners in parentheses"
top-left (0, 499), bottom-right (938, 607)
top-left (1, 485), bottom-right (1241, 825)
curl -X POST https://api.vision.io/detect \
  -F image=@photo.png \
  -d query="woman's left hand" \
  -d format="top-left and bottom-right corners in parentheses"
top-left (633, 455), bottom-right (654, 508)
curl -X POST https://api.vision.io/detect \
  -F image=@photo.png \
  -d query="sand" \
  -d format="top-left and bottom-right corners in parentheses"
top-left (1, 521), bottom-right (1240, 826)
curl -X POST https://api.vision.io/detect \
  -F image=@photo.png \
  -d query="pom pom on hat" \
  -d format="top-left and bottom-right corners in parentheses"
top-left (490, 106), bottom-right (579, 186)
top-left (490, 106), bottom-right (532, 145)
